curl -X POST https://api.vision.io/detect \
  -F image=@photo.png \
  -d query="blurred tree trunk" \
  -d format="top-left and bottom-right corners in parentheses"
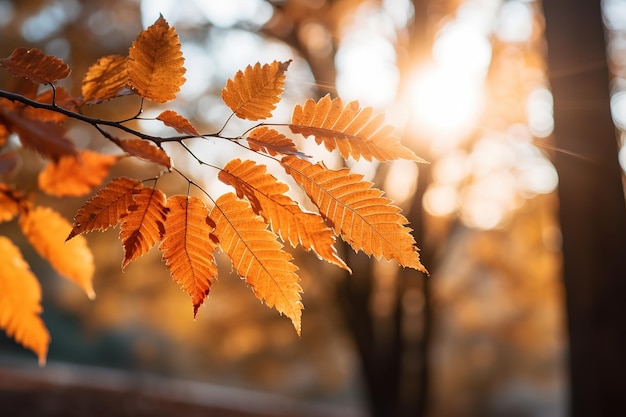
top-left (542, 1), bottom-right (626, 416)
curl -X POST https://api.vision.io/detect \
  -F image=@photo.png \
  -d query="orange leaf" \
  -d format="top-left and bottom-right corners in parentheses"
top-left (0, 183), bottom-right (22, 223)
top-left (0, 236), bottom-right (50, 365)
top-left (221, 60), bottom-right (291, 121)
top-left (68, 177), bottom-right (142, 240)
top-left (219, 159), bottom-right (349, 271)
top-left (209, 192), bottom-right (302, 334)
top-left (20, 206), bottom-right (96, 298)
top-left (127, 16), bottom-right (186, 103)
top-left (0, 48), bottom-right (70, 84)
top-left (23, 87), bottom-right (75, 123)
top-left (119, 187), bottom-right (168, 269)
top-left (156, 110), bottom-right (199, 135)
top-left (81, 55), bottom-right (132, 104)
top-left (290, 94), bottom-right (427, 162)
top-left (246, 126), bottom-right (305, 157)
top-left (116, 138), bottom-right (172, 168)
top-left (0, 107), bottom-right (76, 161)
top-left (38, 150), bottom-right (118, 197)
top-left (160, 195), bottom-right (218, 317)
top-left (282, 155), bottom-right (427, 273)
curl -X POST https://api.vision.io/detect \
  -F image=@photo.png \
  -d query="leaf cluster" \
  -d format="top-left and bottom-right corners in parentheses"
top-left (0, 16), bottom-right (426, 364)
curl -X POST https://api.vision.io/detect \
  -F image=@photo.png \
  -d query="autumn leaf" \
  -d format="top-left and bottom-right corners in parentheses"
top-left (0, 151), bottom-right (19, 176)
top-left (20, 206), bottom-right (96, 298)
top-left (81, 55), bottom-right (132, 104)
top-left (160, 195), bottom-right (218, 317)
top-left (0, 183), bottom-right (22, 222)
top-left (127, 16), bottom-right (186, 103)
top-left (38, 150), bottom-right (119, 197)
top-left (210, 192), bottom-right (303, 334)
top-left (116, 138), bottom-right (172, 168)
top-left (282, 155), bottom-right (427, 273)
top-left (246, 126), bottom-right (305, 157)
top-left (68, 177), bottom-right (142, 240)
top-left (0, 236), bottom-right (50, 365)
top-left (290, 94), bottom-right (426, 162)
top-left (219, 158), bottom-right (349, 271)
top-left (119, 187), bottom-right (169, 268)
top-left (24, 88), bottom-right (75, 123)
top-left (0, 48), bottom-right (70, 84)
top-left (0, 107), bottom-right (76, 161)
top-left (156, 110), bottom-right (199, 135)
top-left (221, 60), bottom-right (291, 121)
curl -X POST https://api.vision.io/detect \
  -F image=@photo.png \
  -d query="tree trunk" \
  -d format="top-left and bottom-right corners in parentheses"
top-left (542, 1), bottom-right (626, 416)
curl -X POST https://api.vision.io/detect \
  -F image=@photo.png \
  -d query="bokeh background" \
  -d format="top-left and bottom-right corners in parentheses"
top-left (1, 0), bottom-right (625, 416)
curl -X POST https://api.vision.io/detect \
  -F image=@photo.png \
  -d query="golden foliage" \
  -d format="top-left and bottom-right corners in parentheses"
top-left (0, 237), bottom-right (50, 365)
top-left (221, 60), bottom-right (291, 121)
top-left (282, 155), bottom-right (427, 273)
top-left (291, 94), bottom-right (426, 162)
top-left (0, 183), bottom-right (22, 223)
top-left (160, 195), bottom-right (218, 317)
top-left (38, 150), bottom-right (118, 197)
top-left (0, 48), bottom-right (70, 84)
top-left (127, 16), bottom-right (186, 103)
top-left (116, 138), bottom-right (172, 168)
top-left (20, 206), bottom-right (96, 298)
top-left (157, 110), bottom-right (199, 135)
top-left (246, 126), bottom-right (303, 157)
top-left (81, 55), bottom-right (131, 103)
top-left (210, 192), bottom-right (303, 334)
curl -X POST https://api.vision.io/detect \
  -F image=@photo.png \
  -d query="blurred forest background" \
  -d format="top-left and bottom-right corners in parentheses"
top-left (1, 0), bottom-right (625, 416)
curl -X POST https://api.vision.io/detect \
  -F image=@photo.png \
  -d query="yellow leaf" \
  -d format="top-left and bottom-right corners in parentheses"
top-left (20, 206), bottom-right (96, 299)
top-left (221, 60), bottom-right (291, 121)
top-left (282, 155), bottom-right (427, 273)
top-left (0, 183), bottom-right (22, 223)
top-left (209, 192), bottom-right (302, 334)
top-left (38, 150), bottom-right (119, 197)
top-left (0, 48), bottom-right (70, 84)
top-left (290, 94), bottom-right (427, 162)
top-left (116, 138), bottom-right (172, 168)
top-left (219, 159), bottom-right (349, 271)
top-left (81, 55), bottom-right (132, 104)
top-left (156, 110), bottom-right (199, 135)
top-left (67, 177), bottom-right (142, 240)
top-left (0, 236), bottom-right (50, 365)
top-left (119, 187), bottom-right (168, 269)
top-left (160, 195), bottom-right (218, 317)
top-left (127, 16), bottom-right (186, 103)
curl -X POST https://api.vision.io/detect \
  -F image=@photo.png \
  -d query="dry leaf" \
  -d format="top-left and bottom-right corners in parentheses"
top-left (160, 195), bottom-right (218, 317)
top-left (68, 177), bottom-right (142, 240)
top-left (282, 155), bottom-right (427, 273)
top-left (247, 126), bottom-right (305, 157)
top-left (0, 236), bottom-right (50, 365)
top-left (291, 94), bottom-right (426, 162)
top-left (116, 138), bottom-right (172, 168)
top-left (119, 187), bottom-right (169, 268)
top-left (219, 158), bottom-right (349, 271)
top-left (20, 206), bottom-right (96, 298)
top-left (221, 60), bottom-right (291, 121)
top-left (38, 150), bottom-right (118, 197)
top-left (0, 48), bottom-right (70, 84)
top-left (156, 110), bottom-right (199, 135)
top-left (127, 16), bottom-right (186, 103)
top-left (81, 55), bottom-right (132, 104)
top-left (210, 192), bottom-right (303, 334)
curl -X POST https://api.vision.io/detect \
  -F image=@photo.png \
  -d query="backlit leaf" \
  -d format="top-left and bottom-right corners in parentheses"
top-left (24, 87), bottom-right (75, 123)
top-left (38, 150), bottom-right (119, 197)
top-left (0, 48), bottom-right (70, 84)
top-left (0, 183), bottom-right (22, 223)
top-left (221, 60), bottom-right (291, 121)
top-left (20, 206), bottom-right (96, 298)
top-left (116, 138), bottom-right (172, 168)
top-left (0, 236), bottom-right (50, 365)
top-left (119, 187), bottom-right (168, 269)
top-left (68, 177), bottom-right (142, 240)
top-left (127, 16), bottom-right (186, 103)
top-left (290, 94), bottom-right (426, 162)
top-left (160, 195), bottom-right (218, 317)
top-left (209, 192), bottom-right (302, 334)
top-left (156, 110), bottom-right (199, 135)
top-left (246, 126), bottom-right (305, 157)
top-left (81, 55), bottom-right (132, 104)
top-left (282, 155), bottom-right (427, 273)
top-left (219, 159), bottom-right (349, 271)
